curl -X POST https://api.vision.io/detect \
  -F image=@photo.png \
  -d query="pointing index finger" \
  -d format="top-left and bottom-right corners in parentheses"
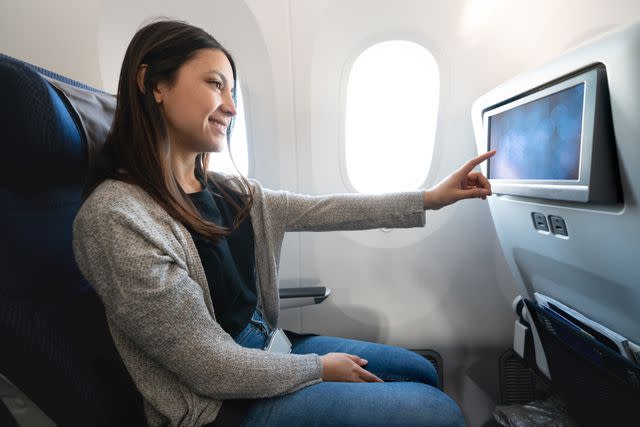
top-left (461, 150), bottom-right (496, 174)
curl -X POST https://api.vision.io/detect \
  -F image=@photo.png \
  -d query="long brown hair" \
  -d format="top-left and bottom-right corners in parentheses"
top-left (85, 19), bottom-right (253, 242)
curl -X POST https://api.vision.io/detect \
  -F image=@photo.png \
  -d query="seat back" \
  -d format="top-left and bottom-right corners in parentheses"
top-left (0, 53), bottom-right (146, 426)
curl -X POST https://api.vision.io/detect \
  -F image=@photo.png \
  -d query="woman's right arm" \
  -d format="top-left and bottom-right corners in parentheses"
top-left (72, 189), bottom-right (322, 400)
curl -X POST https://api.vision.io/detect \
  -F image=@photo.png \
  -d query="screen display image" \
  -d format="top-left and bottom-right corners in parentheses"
top-left (488, 83), bottom-right (585, 180)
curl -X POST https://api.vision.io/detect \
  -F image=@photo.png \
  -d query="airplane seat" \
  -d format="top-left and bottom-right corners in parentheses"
top-left (472, 21), bottom-right (640, 427)
top-left (0, 53), bottom-right (146, 426)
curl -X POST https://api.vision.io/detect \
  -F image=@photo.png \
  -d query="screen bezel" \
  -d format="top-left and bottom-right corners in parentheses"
top-left (483, 68), bottom-right (598, 202)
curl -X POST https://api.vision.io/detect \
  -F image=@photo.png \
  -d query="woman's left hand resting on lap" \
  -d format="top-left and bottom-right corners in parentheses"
top-left (422, 150), bottom-right (496, 210)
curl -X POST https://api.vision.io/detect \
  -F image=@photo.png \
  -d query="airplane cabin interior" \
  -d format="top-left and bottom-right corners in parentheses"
top-left (1, 1), bottom-right (639, 426)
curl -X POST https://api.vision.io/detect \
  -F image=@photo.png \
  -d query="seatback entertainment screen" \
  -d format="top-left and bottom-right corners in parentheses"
top-left (488, 83), bottom-right (585, 180)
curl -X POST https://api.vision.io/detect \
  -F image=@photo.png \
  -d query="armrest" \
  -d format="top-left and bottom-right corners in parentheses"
top-left (0, 373), bottom-right (55, 427)
top-left (278, 286), bottom-right (331, 309)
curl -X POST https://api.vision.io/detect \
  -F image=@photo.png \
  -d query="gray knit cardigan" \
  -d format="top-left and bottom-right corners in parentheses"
top-left (72, 177), bottom-right (426, 426)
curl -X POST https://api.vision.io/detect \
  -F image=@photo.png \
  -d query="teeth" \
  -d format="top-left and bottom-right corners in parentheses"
top-left (209, 119), bottom-right (226, 133)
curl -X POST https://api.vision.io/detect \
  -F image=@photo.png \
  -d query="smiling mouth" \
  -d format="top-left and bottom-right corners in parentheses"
top-left (209, 118), bottom-right (228, 134)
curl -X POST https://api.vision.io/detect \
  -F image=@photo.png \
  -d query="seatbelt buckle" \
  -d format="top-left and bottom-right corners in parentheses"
top-left (264, 328), bottom-right (292, 354)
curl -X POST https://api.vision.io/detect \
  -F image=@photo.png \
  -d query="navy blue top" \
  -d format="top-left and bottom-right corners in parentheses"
top-left (187, 175), bottom-right (257, 338)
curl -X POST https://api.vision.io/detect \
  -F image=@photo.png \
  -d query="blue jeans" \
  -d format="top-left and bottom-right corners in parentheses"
top-left (222, 310), bottom-right (466, 427)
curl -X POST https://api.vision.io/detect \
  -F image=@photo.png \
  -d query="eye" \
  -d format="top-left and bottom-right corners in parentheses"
top-left (208, 80), bottom-right (223, 89)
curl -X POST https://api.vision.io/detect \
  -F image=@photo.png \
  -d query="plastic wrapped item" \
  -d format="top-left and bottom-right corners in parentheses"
top-left (493, 395), bottom-right (579, 427)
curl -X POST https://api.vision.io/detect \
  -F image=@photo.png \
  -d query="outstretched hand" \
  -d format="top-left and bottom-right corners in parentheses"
top-left (423, 150), bottom-right (496, 210)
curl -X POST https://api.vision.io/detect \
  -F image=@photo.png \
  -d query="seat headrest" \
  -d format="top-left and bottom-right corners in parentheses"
top-left (0, 54), bottom-right (116, 297)
top-left (0, 53), bottom-right (116, 188)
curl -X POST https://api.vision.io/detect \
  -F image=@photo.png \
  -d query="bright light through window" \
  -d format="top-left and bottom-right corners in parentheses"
top-left (345, 41), bottom-right (439, 193)
top-left (208, 83), bottom-right (249, 176)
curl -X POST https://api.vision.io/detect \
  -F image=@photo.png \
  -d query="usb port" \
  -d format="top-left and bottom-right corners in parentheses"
top-left (531, 212), bottom-right (549, 232)
top-left (548, 215), bottom-right (568, 236)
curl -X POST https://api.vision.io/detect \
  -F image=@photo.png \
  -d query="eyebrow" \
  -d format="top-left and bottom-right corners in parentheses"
top-left (205, 70), bottom-right (235, 90)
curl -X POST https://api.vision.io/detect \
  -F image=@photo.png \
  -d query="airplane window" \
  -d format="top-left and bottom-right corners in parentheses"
top-left (208, 82), bottom-right (249, 176)
top-left (345, 41), bottom-right (439, 193)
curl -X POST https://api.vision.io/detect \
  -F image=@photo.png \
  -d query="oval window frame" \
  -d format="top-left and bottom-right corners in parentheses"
top-left (339, 38), bottom-right (440, 195)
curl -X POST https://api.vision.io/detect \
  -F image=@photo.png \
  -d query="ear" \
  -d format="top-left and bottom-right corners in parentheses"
top-left (137, 64), bottom-right (164, 104)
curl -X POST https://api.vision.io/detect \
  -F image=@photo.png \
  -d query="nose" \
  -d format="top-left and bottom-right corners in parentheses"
top-left (221, 89), bottom-right (237, 117)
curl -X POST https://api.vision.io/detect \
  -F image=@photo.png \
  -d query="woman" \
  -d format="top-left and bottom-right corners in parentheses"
top-left (73, 19), bottom-right (494, 427)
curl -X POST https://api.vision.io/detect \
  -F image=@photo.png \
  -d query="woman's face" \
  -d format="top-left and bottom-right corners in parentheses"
top-left (155, 48), bottom-right (236, 155)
